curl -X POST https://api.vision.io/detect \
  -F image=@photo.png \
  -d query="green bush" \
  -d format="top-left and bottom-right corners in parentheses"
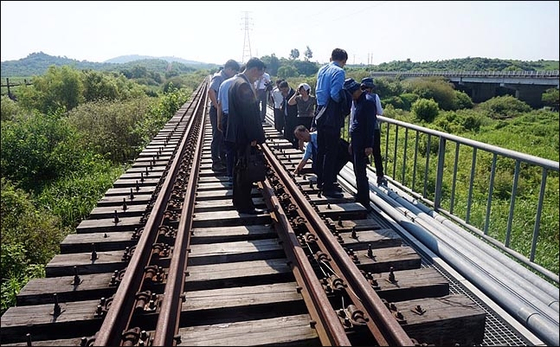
top-left (477, 95), bottom-right (532, 119)
top-left (412, 98), bottom-right (439, 122)
top-left (0, 95), bottom-right (21, 121)
top-left (66, 98), bottom-right (152, 163)
top-left (1, 112), bottom-right (89, 191)
top-left (399, 93), bottom-right (419, 111)
top-left (1, 178), bottom-right (65, 269)
top-left (36, 157), bottom-right (123, 227)
top-left (404, 77), bottom-right (458, 110)
top-left (455, 90), bottom-right (474, 109)
top-left (542, 88), bottom-right (559, 110)
top-left (18, 65), bottom-right (84, 114)
top-left (383, 96), bottom-right (405, 110)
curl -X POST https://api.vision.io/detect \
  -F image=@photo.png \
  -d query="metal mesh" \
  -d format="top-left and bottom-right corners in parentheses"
top-left (370, 212), bottom-right (537, 346)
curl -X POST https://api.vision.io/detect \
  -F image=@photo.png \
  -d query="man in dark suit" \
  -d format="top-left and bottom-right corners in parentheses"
top-left (224, 57), bottom-right (267, 214)
top-left (344, 78), bottom-right (376, 211)
top-left (279, 80), bottom-right (299, 149)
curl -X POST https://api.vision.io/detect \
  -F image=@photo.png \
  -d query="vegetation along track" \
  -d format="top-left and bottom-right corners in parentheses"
top-left (2, 78), bottom-right (494, 346)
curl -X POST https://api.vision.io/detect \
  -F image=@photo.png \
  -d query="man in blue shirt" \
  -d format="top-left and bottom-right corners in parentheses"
top-left (344, 78), bottom-right (376, 211)
top-left (217, 67), bottom-right (244, 181)
top-left (208, 59), bottom-right (240, 172)
top-left (313, 48), bottom-right (349, 198)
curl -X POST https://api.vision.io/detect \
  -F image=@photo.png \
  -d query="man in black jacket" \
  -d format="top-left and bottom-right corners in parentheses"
top-left (279, 80), bottom-right (299, 149)
top-left (224, 57), bottom-right (267, 214)
top-left (345, 78), bottom-right (376, 211)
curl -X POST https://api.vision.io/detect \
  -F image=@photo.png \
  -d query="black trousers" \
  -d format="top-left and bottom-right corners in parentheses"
top-left (351, 139), bottom-right (370, 207)
top-left (284, 115), bottom-right (299, 149)
top-left (273, 108), bottom-right (284, 133)
top-left (232, 146), bottom-right (255, 212)
top-left (209, 106), bottom-right (225, 164)
top-left (372, 128), bottom-right (384, 178)
top-left (316, 127), bottom-right (340, 191)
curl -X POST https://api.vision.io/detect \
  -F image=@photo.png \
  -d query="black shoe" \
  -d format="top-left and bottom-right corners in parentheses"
top-left (238, 208), bottom-right (267, 215)
top-left (377, 176), bottom-right (387, 186)
top-left (212, 163), bottom-right (227, 172)
top-left (361, 202), bottom-right (373, 212)
top-left (323, 190), bottom-right (343, 199)
top-left (332, 185), bottom-right (343, 192)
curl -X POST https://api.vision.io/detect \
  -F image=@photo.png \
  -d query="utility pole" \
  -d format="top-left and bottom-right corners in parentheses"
top-left (241, 11), bottom-right (253, 64)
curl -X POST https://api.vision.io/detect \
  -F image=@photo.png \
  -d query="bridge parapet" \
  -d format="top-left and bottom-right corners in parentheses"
top-left (369, 70), bottom-right (559, 79)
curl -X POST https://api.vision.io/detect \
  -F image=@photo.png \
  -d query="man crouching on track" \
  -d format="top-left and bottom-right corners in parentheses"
top-left (224, 57), bottom-right (268, 215)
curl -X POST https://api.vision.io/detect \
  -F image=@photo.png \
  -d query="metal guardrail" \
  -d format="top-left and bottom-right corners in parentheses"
top-left (369, 70), bottom-right (560, 78)
top-left (342, 116), bottom-right (559, 283)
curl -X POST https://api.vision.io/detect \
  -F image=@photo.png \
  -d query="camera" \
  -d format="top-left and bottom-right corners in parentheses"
top-left (265, 81), bottom-right (273, 92)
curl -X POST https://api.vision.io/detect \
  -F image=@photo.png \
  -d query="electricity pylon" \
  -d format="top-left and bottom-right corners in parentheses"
top-left (241, 11), bottom-right (253, 64)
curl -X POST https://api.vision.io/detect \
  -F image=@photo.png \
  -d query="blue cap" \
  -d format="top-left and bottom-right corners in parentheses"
top-left (361, 77), bottom-right (375, 89)
top-left (343, 78), bottom-right (361, 94)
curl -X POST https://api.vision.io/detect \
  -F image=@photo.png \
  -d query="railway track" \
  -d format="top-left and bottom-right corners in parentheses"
top-left (0, 78), bottom-right (527, 346)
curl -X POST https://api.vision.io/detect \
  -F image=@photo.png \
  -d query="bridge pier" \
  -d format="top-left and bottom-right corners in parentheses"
top-left (508, 85), bottom-right (550, 108)
top-left (470, 83), bottom-right (498, 103)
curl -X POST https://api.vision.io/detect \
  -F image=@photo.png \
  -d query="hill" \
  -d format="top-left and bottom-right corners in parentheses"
top-left (0, 52), bottom-right (217, 78)
top-left (105, 54), bottom-right (206, 66)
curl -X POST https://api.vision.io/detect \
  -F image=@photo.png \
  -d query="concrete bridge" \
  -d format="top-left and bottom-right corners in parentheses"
top-left (369, 70), bottom-right (559, 108)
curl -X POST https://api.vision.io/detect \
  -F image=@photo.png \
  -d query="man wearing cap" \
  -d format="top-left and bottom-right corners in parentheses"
top-left (344, 78), bottom-right (376, 211)
top-left (361, 77), bottom-right (386, 185)
top-left (288, 82), bottom-right (317, 146)
top-left (313, 48), bottom-right (349, 198)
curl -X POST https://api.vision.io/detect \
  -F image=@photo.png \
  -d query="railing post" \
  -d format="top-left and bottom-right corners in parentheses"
top-left (434, 137), bottom-right (446, 210)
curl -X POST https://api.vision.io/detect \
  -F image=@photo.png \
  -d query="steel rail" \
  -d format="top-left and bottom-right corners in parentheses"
top-left (152, 80), bottom-right (208, 346)
top-left (261, 142), bottom-right (415, 346)
top-left (93, 83), bottom-right (206, 346)
top-left (259, 163), bottom-right (352, 346)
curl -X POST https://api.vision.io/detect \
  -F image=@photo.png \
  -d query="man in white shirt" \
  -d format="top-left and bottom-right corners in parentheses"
top-left (254, 71), bottom-right (271, 122)
top-left (270, 79), bottom-right (285, 133)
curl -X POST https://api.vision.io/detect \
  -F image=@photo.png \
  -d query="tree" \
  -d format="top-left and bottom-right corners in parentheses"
top-left (304, 46), bottom-right (313, 61)
top-left (260, 54), bottom-right (280, 76)
top-left (412, 98), bottom-right (439, 122)
top-left (289, 48), bottom-right (300, 60)
top-left (542, 88), bottom-right (559, 111)
top-left (277, 65), bottom-right (298, 79)
top-left (293, 60), bottom-right (319, 76)
top-left (18, 65), bottom-right (84, 114)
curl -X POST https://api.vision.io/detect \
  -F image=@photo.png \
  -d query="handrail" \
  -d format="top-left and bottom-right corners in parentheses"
top-left (368, 70), bottom-right (560, 79)
top-left (343, 115), bottom-right (559, 283)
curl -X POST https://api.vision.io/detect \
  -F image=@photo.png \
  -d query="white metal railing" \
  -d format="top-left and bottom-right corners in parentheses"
top-left (342, 115), bottom-right (559, 283)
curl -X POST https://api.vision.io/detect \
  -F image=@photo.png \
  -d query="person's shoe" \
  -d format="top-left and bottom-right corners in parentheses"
top-left (361, 201), bottom-right (373, 212)
top-left (212, 163), bottom-right (227, 172)
top-left (377, 176), bottom-right (387, 186)
top-left (332, 183), bottom-right (343, 192)
top-left (238, 208), bottom-right (267, 215)
top-left (323, 190), bottom-right (344, 199)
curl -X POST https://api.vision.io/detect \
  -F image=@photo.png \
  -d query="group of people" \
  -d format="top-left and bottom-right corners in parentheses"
top-left (208, 47), bottom-right (386, 214)
top-left (300, 48), bottom-right (385, 210)
top-left (269, 79), bottom-right (317, 149)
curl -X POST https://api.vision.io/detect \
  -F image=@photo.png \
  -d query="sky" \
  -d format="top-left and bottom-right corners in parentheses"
top-left (1, 1), bottom-right (559, 66)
